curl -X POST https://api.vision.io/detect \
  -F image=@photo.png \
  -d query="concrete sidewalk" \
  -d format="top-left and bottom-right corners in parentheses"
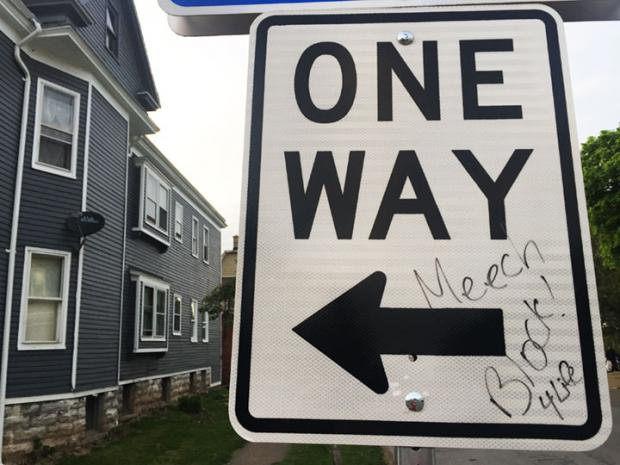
top-left (228, 443), bottom-right (289, 465)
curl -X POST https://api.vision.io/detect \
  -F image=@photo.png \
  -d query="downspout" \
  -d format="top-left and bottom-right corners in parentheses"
top-left (0, 19), bottom-right (42, 464)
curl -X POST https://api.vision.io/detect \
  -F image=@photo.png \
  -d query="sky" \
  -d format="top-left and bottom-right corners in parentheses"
top-left (134, 3), bottom-right (620, 251)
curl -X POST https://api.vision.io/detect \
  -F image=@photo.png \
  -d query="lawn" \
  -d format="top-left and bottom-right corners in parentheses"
top-left (56, 388), bottom-right (386, 465)
top-left (57, 388), bottom-right (244, 465)
top-left (274, 444), bottom-right (386, 465)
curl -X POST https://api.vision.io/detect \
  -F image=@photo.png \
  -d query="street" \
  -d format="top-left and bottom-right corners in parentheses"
top-left (436, 388), bottom-right (619, 465)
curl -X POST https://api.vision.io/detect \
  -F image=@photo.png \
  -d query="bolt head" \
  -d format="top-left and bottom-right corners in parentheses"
top-left (397, 31), bottom-right (414, 45)
top-left (405, 391), bottom-right (425, 412)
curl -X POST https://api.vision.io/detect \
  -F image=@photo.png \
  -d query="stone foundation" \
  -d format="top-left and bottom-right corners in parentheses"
top-left (3, 368), bottom-right (213, 464)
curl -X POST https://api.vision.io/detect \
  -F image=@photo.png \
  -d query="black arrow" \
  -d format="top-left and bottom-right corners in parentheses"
top-left (293, 271), bottom-right (505, 394)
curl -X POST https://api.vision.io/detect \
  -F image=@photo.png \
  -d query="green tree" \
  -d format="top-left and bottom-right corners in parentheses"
top-left (581, 126), bottom-right (620, 349)
top-left (201, 283), bottom-right (235, 324)
top-left (581, 127), bottom-right (620, 269)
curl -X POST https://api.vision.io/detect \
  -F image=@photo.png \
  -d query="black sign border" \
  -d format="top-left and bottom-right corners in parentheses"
top-left (235, 8), bottom-right (603, 442)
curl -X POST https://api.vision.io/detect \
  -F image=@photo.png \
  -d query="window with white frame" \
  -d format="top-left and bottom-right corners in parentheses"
top-left (174, 201), bottom-right (183, 242)
top-left (19, 248), bottom-right (71, 350)
top-left (191, 217), bottom-right (199, 258)
top-left (202, 312), bottom-right (209, 343)
top-left (143, 166), bottom-right (170, 234)
top-left (105, 3), bottom-right (119, 57)
top-left (173, 294), bottom-right (182, 336)
top-left (202, 226), bottom-right (209, 263)
top-left (33, 80), bottom-right (80, 178)
top-left (139, 278), bottom-right (169, 341)
top-left (190, 300), bottom-right (198, 342)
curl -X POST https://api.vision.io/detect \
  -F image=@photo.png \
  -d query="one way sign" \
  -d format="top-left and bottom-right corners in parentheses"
top-left (230, 4), bottom-right (611, 450)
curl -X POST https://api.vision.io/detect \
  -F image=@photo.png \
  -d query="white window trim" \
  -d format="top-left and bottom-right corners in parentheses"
top-left (141, 164), bottom-right (170, 236)
top-left (202, 225), bottom-right (210, 264)
top-left (138, 276), bottom-right (169, 342)
top-left (174, 201), bottom-right (183, 243)
top-left (18, 247), bottom-right (71, 351)
top-left (191, 216), bottom-right (199, 258)
top-left (172, 293), bottom-right (182, 336)
top-left (32, 79), bottom-right (81, 179)
top-left (202, 312), bottom-right (209, 343)
top-left (190, 299), bottom-right (198, 343)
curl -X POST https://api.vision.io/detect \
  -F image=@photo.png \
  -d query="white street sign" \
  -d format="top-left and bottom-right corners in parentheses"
top-left (229, 4), bottom-right (612, 450)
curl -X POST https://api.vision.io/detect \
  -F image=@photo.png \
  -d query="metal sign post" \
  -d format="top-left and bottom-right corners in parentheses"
top-left (396, 447), bottom-right (435, 465)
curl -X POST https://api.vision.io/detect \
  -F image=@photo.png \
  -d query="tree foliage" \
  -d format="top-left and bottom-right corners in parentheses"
top-left (581, 126), bottom-right (620, 349)
top-left (581, 127), bottom-right (620, 270)
top-left (201, 283), bottom-right (235, 323)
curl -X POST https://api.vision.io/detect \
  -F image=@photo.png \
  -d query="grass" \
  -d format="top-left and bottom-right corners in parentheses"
top-left (274, 444), bottom-right (386, 465)
top-left (57, 388), bottom-right (244, 465)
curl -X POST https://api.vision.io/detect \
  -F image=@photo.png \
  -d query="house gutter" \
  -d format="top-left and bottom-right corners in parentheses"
top-left (0, 18), bottom-right (42, 464)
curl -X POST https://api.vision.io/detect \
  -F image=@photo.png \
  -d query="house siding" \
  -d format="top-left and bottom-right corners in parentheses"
top-left (76, 0), bottom-right (155, 109)
top-left (76, 87), bottom-right (129, 391)
top-left (0, 30), bottom-right (24, 352)
top-left (6, 55), bottom-right (89, 398)
top-left (120, 156), bottom-right (222, 383)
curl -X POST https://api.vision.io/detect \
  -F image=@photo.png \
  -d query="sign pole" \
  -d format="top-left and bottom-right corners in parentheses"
top-left (395, 447), bottom-right (435, 465)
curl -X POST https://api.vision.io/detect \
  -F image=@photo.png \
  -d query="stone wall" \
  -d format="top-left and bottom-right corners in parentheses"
top-left (3, 368), bottom-right (212, 464)
top-left (3, 390), bottom-right (118, 464)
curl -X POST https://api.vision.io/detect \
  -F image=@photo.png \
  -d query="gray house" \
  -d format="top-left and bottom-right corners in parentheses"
top-left (0, 0), bottom-right (226, 462)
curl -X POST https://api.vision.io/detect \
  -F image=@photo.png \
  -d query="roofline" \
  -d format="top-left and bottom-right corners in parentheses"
top-left (31, 25), bottom-right (159, 135)
top-left (127, 0), bottom-right (160, 108)
top-left (133, 137), bottom-right (227, 228)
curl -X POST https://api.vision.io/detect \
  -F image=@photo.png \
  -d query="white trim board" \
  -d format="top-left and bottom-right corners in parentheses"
top-left (6, 386), bottom-right (118, 406)
top-left (119, 366), bottom-right (213, 385)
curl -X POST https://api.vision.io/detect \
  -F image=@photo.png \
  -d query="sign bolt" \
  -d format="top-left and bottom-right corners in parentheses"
top-left (405, 392), bottom-right (425, 412)
top-left (397, 31), bottom-right (414, 45)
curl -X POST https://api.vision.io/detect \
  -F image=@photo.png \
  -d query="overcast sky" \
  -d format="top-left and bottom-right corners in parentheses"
top-left (134, 4), bottom-right (620, 251)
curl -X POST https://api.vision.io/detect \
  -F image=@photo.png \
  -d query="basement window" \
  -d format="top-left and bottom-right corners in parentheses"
top-left (86, 394), bottom-right (105, 432)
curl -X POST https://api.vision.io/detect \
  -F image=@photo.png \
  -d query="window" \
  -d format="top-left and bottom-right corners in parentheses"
top-left (172, 294), bottom-right (182, 335)
top-left (202, 312), bottom-right (209, 343)
top-left (32, 80), bottom-right (80, 178)
top-left (190, 299), bottom-right (198, 342)
top-left (105, 3), bottom-right (119, 57)
top-left (161, 377), bottom-right (171, 402)
top-left (191, 217), bottom-right (199, 258)
top-left (139, 279), bottom-right (168, 341)
top-left (143, 166), bottom-right (170, 235)
top-left (18, 248), bottom-right (71, 350)
top-left (86, 394), bottom-right (105, 432)
top-left (202, 226), bottom-right (209, 263)
top-left (121, 384), bottom-right (135, 415)
top-left (174, 201), bottom-right (183, 242)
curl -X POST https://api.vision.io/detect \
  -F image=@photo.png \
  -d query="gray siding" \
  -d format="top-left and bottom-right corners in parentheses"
top-left (7, 56), bottom-right (89, 398)
top-left (76, 0), bottom-right (156, 109)
top-left (0, 30), bottom-right (24, 352)
top-left (120, 156), bottom-right (222, 382)
top-left (76, 88), bottom-right (128, 391)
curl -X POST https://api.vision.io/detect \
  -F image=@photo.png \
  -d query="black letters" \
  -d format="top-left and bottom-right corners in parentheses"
top-left (453, 149), bottom-right (532, 239)
top-left (370, 151), bottom-right (449, 240)
top-left (294, 42), bottom-right (357, 123)
top-left (377, 41), bottom-right (440, 121)
top-left (285, 151), bottom-right (365, 239)
top-left (460, 39), bottom-right (523, 120)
